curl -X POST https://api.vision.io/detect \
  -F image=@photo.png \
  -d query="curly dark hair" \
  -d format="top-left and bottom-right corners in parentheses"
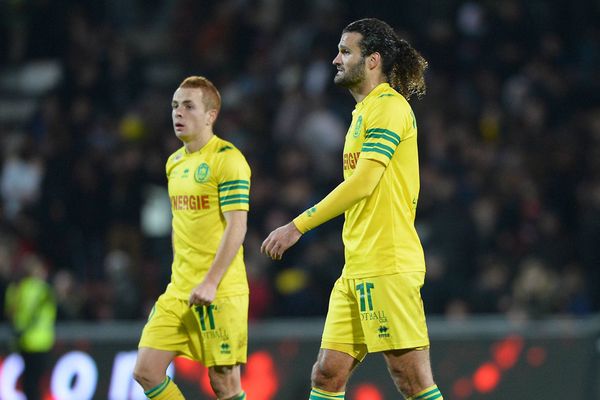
top-left (343, 18), bottom-right (428, 100)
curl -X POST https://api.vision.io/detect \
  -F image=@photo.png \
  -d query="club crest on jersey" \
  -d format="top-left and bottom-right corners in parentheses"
top-left (195, 163), bottom-right (210, 183)
top-left (353, 115), bottom-right (363, 138)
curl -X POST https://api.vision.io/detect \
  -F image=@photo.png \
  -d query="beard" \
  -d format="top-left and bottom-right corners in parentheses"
top-left (334, 57), bottom-right (366, 88)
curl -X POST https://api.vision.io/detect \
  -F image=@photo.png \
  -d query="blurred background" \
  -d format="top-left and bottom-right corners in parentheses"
top-left (0, 0), bottom-right (599, 399)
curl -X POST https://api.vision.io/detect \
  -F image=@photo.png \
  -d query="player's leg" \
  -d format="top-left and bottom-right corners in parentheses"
top-left (208, 364), bottom-right (245, 399)
top-left (360, 272), bottom-right (443, 399)
top-left (383, 347), bottom-right (442, 399)
top-left (310, 277), bottom-right (366, 399)
top-left (134, 347), bottom-right (174, 389)
top-left (135, 294), bottom-right (188, 399)
top-left (310, 347), bottom-right (361, 398)
top-left (196, 295), bottom-right (248, 400)
top-left (134, 347), bottom-right (185, 399)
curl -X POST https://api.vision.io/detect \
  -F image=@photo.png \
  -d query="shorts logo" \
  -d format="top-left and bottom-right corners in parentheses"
top-left (353, 115), bottom-right (363, 138)
top-left (195, 163), bottom-right (210, 183)
top-left (220, 342), bottom-right (231, 354)
top-left (378, 325), bottom-right (390, 338)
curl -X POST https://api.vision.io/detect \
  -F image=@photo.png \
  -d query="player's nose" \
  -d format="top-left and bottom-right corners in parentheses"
top-left (332, 53), bottom-right (342, 65)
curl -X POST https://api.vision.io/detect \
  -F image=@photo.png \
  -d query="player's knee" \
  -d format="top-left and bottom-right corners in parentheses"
top-left (389, 372), bottom-right (412, 395)
top-left (208, 366), bottom-right (239, 398)
top-left (387, 364), bottom-right (433, 396)
top-left (209, 377), bottom-right (228, 398)
top-left (132, 364), bottom-right (161, 390)
top-left (311, 361), bottom-right (346, 390)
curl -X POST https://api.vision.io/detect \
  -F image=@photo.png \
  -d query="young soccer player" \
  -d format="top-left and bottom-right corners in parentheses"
top-left (134, 76), bottom-right (250, 400)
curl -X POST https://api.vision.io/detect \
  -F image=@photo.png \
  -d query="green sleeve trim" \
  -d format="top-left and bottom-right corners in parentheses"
top-left (365, 132), bottom-right (400, 146)
top-left (361, 142), bottom-right (394, 159)
top-left (218, 184), bottom-right (249, 192)
top-left (365, 128), bottom-right (400, 143)
top-left (220, 199), bottom-right (250, 206)
top-left (220, 194), bottom-right (250, 202)
top-left (219, 179), bottom-right (250, 188)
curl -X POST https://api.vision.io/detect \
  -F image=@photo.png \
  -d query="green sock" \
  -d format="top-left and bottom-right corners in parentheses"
top-left (407, 384), bottom-right (443, 400)
top-left (309, 387), bottom-right (345, 399)
top-left (144, 376), bottom-right (185, 399)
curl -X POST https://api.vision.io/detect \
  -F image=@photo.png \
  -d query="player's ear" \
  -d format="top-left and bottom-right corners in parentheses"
top-left (207, 109), bottom-right (218, 126)
top-left (367, 52), bottom-right (381, 71)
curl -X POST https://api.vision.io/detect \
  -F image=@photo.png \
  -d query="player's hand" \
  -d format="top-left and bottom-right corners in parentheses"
top-left (189, 280), bottom-right (217, 307)
top-left (261, 222), bottom-right (302, 260)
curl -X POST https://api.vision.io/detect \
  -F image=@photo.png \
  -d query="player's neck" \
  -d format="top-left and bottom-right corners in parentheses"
top-left (184, 131), bottom-right (214, 153)
top-left (350, 76), bottom-right (387, 103)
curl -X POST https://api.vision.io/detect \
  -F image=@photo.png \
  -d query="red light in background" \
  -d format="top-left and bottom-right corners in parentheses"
top-left (452, 377), bottom-right (472, 399)
top-left (41, 374), bottom-right (53, 400)
top-left (473, 362), bottom-right (500, 393)
top-left (197, 351), bottom-right (279, 398)
top-left (526, 347), bottom-right (546, 367)
top-left (492, 335), bottom-right (523, 370)
top-left (200, 365), bottom-right (212, 395)
top-left (174, 356), bottom-right (205, 381)
top-left (353, 383), bottom-right (383, 400)
top-left (241, 351), bottom-right (278, 400)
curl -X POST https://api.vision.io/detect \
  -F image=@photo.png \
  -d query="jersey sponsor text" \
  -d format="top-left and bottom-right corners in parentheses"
top-left (170, 194), bottom-right (210, 210)
top-left (343, 151), bottom-right (361, 170)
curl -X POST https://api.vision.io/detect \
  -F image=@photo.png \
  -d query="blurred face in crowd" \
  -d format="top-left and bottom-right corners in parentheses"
top-left (171, 88), bottom-right (217, 142)
top-left (333, 32), bottom-right (366, 88)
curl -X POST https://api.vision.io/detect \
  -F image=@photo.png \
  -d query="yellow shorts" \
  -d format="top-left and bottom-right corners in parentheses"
top-left (321, 272), bottom-right (430, 361)
top-left (138, 292), bottom-right (248, 367)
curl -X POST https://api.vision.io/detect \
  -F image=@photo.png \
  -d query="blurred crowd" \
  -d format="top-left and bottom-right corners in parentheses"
top-left (0, 0), bottom-right (599, 322)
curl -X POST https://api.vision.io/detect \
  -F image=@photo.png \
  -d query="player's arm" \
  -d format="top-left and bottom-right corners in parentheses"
top-left (261, 158), bottom-right (385, 259)
top-left (188, 210), bottom-right (247, 306)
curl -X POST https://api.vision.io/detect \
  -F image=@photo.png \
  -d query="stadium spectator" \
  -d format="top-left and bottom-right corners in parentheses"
top-left (4, 253), bottom-right (56, 400)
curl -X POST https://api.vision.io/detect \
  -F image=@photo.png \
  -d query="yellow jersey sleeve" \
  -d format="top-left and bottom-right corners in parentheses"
top-left (293, 159), bottom-right (385, 233)
top-left (360, 95), bottom-right (415, 167)
top-left (217, 149), bottom-right (251, 213)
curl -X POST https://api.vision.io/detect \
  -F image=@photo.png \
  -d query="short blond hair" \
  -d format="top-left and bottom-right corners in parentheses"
top-left (179, 76), bottom-right (221, 113)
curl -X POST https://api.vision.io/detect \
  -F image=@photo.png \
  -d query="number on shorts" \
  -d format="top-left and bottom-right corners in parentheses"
top-left (195, 305), bottom-right (216, 331)
top-left (356, 282), bottom-right (375, 312)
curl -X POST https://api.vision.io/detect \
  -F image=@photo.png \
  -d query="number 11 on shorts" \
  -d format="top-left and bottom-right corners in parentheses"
top-left (195, 305), bottom-right (216, 331)
top-left (356, 282), bottom-right (375, 312)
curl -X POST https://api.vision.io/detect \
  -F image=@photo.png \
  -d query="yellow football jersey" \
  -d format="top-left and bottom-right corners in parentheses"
top-left (164, 135), bottom-right (250, 299)
top-left (341, 83), bottom-right (425, 278)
